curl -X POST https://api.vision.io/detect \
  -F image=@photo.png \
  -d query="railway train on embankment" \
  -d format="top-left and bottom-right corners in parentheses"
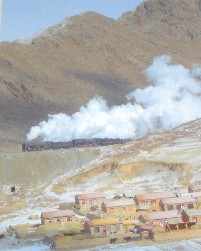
top-left (22, 138), bottom-right (131, 152)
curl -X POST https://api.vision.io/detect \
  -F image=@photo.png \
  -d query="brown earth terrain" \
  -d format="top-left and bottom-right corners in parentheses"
top-left (0, 0), bottom-right (201, 151)
top-left (1, 1), bottom-right (201, 249)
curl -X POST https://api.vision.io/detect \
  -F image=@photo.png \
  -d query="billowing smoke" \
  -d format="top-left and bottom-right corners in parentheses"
top-left (27, 55), bottom-right (201, 142)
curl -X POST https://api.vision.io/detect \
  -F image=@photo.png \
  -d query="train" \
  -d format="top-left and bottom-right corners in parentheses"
top-left (22, 138), bottom-right (132, 152)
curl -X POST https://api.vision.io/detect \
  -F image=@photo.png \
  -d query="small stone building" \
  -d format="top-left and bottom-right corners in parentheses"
top-left (184, 210), bottom-right (201, 224)
top-left (179, 192), bottom-right (201, 201)
top-left (188, 185), bottom-right (201, 193)
top-left (160, 197), bottom-right (196, 211)
top-left (41, 210), bottom-right (76, 225)
top-left (101, 198), bottom-right (136, 215)
top-left (75, 192), bottom-right (106, 208)
top-left (84, 218), bottom-right (123, 236)
top-left (134, 192), bottom-right (176, 211)
top-left (139, 210), bottom-right (181, 226)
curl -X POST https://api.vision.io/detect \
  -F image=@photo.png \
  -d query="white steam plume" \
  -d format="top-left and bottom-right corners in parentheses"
top-left (27, 55), bottom-right (201, 142)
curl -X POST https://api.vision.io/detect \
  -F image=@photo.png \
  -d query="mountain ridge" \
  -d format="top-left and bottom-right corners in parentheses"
top-left (119, 0), bottom-right (201, 40)
top-left (0, 0), bottom-right (201, 151)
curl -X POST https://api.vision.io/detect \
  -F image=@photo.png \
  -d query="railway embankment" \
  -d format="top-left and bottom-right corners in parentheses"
top-left (0, 148), bottom-right (100, 185)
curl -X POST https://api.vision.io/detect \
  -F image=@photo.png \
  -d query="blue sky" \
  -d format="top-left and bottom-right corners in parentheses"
top-left (0, 0), bottom-right (143, 42)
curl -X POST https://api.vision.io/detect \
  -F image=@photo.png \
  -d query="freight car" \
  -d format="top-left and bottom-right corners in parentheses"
top-left (22, 138), bottom-right (131, 152)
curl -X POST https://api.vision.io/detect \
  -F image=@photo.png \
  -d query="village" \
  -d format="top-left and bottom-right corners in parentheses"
top-left (3, 183), bottom-right (201, 250)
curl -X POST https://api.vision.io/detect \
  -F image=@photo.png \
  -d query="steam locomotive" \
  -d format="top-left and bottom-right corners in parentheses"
top-left (22, 138), bottom-right (131, 152)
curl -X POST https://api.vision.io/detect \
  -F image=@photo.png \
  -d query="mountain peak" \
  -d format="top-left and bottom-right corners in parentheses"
top-left (119, 0), bottom-right (201, 39)
top-left (137, 0), bottom-right (201, 19)
top-left (122, 0), bottom-right (201, 20)
top-left (18, 11), bottom-right (114, 44)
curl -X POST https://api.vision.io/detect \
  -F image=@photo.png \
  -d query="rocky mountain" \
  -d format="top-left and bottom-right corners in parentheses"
top-left (0, 0), bottom-right (201, 151)
top-left (120, 0), bottom-right (201, 39)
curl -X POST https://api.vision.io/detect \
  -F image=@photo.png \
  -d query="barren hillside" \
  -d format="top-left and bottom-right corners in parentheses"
top-left (0, 0), bottom-right (201, 151)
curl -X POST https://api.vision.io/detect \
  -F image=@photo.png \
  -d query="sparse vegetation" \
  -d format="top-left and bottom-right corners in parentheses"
top-left (10, 222), bottom-right (83, 239)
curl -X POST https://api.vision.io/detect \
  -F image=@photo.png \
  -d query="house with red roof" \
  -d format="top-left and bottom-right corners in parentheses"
top-left (139, 210), bottom-right (181, 226)
top-left (160, 197), bottom-right (196, 211)
top-left (178, 191), bottom-right (201, 200)
top-left (101, 198), bottom-right (136, 215)
top-left (84, 218), bottom-right (123, 236)
top-left (75, 192), bottom-right (106, 208)
top-left (84, 218), bottom-right (137, 236)
top-left (188, 184), bottom-right (201, 193)
top-left (183, 209), bottom-right (201, 225)
top-left (134, 192), bottom-right (176, 211)
top-left (41, 210), bottom-right (76, 225)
